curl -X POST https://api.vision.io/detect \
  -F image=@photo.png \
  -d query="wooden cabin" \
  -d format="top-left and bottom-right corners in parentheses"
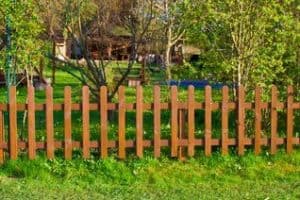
top-left (53, 26), bottom-right (136, 61)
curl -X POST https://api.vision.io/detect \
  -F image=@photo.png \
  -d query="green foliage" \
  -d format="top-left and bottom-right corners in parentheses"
top-left (0, 0), bottom-right (45, 78)
top-left (170, 62), bottom-right (199, 80)
top-left (63, 0), bottom-right (98, 37)
top-left (185, 0), bottom-right (300, 91)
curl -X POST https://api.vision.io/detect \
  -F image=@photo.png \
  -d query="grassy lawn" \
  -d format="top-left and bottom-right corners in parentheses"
top-left (0, 67), bottom-right (222, 103)
top-left (0, 68), bottom-right (299, 199)
top-left (0, 151), bottom-right (299, 199)
top-left (0, 68), bottom-right (229, 143)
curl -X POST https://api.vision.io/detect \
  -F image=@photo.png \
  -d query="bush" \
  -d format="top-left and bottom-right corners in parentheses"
top-left (170, 63), bottom-right (200, 80)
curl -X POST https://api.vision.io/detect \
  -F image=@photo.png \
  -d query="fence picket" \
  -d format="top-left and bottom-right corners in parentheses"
top-left (153, 86), bottom-right (161, 158)
top-left (82, 86), bottom-right (90, 159)
top-left (100, 86), bottom-right (108, 158)
top-left (254, 87), bottom-right (262, 155)
top-left (178, 109), bottom-right (186, 159)
top-left (0, 85), bottom-right (298, 161)
top-left (136, 86), bottom-right (143, 158)
top-left (46, 86), bottom-right (54, 159)
top-left (205, 86), bottom-right (212, 156)
top-left (237, 86), bottom-right (245, 156)
top-left (0, 111), bottom-right (4, 164)
top-left (287, 86), bottom-right (294, 154)
top-left (64, 87), bottom-right (72, 159)
top-left (221, 86), bottom-right (229, 155)
top-left (118, 86), bottom-right (126, 159)
top-left (171, 86), bottom-right (178, 157)
top-left (28, 85), bottom-right (36, 160)
top-left (9, 86), bottom-right (17, 160)
top-left (270, 86), bottom-right (278, 154)
top-left (188, 86), bottom-right (195, 157)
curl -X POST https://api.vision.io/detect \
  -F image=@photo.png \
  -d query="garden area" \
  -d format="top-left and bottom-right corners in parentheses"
top-left (0, 0), bottom-right (299, 199)
top-left (0, 68), bottom-right (299, 199)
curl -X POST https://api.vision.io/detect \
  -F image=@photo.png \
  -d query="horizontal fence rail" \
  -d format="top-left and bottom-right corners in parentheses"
top-left (0, 85), bottom-right (299, 163)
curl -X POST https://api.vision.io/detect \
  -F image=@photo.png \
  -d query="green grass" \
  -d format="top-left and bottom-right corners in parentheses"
top-left (0, 151), bottom-right (299, 199)
top-left (0, 68), bottom-right (222, 103)
top-left (0, 68), bottom-right (300, 199)
top-left (0, 68), bottom-right (230, 143)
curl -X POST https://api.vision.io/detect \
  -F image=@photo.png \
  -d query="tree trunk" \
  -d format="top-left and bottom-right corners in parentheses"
top-left (39, 57), bottom-right (45, 82)
top-left (237, 61), bottom-right (242, 86)
top-left (163, 0), bottom-right (172, 81)
top-left (51, 40), bottom-right (56, 85)
top-left (165, 43), bottom-right (172, 80)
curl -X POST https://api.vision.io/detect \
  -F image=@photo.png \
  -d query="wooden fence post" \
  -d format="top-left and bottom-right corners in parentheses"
top-left (254, 87), bottom-right (262, 155)
top-left (153, 86), bottom-right (161, 158)
top-left (205, 86), bottom-right (212, 156)
top-left (187, 86), bottom-right (195, 157)
top-left (28, 85), bottom-right (36, 160)
top-left (221, 86), bottom-right (229, 155)
top-left (46, 86), bottom-right (54, 159)
top-left (9, 86), bottom-right (17, 160)
top-left (1, 84), bottom-right (299, 161)
top-left (136, 85), bottom-right (143, 158)
top-left (82, 86), bottom-right (90, 159)
top-left (171, 86), bottom-right (178, 157)
top-left (64, 87), bottom-right (72, 160)
top-left (270, 85), bottom-right (278, 154)
top-left (178, 109), bottom-right (187, 160)
top-left (118, 86), bottom-right (126, 159)
top-left (100, 86), bottom-right (108, 158)
top-left (287, 86), bottom-right (294, 154)
top-left (0, 111), bottom-right (4, 164)
top-left (237, 86), bottom-right (245, 156)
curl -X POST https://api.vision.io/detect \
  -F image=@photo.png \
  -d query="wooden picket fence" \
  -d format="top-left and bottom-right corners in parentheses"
top-left (0, 85), bottom-right (299, 163)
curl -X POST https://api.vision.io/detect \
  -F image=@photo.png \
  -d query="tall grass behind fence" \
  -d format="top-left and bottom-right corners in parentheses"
top-left (0, 85), bottom-right (299, 163)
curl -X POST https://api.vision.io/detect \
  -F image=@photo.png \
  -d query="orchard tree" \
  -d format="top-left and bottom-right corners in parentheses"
top-left (279, 1), bottom-right (300, 98)
top-left (35, 0), bottom-right (98, 84)
top-left (0, 0), bottom-right (44, 86)
top-left (186, 0), bottom-right (300, 93)
top-left (53, 0), bottom-right (155, 100)
top-left (154, 0), bottom-right (188, 79)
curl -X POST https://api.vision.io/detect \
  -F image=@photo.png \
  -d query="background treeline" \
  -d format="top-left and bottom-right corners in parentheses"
top-left (0, 0), bottom-right (299, 97)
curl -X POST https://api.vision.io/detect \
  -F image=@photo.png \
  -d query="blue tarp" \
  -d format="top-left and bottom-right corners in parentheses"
top-left (163, 80), bottom-right (227, 89)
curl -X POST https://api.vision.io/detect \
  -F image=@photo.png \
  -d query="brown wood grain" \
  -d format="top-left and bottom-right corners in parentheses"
top-left (188, 86), bottom-right (195, 157)
top-left (153, 86), bottom-right (161, 158)
top-left (64, 87), bottom-right (72, 160)
top-left (1, 85), bottom-right (299, 161)
top-left (0, 111), bottom-right (4, 164)
top-left (46, 86), bottom-right (55, 159)
top-left (254, 87), bottom-right (262, 155)
top-left (28, 85), bottom-right (36, 160)
top-left (1, 137), bottom-right (298, 151)
top-left (286, 86), bottom-right (294, 154)
top-left (221, 86), bottom-right (229, 155)
top-left (9, 86), bottom-right (17, 160)
top-left (270, 86), bottom-right (278, 154)
top-left (100, 86), bottom-right (108, 158)
top-left (136, 86), bottom-right (143, 158)
top-left (237, 86), bottom-right (245, 156)
top-left (178, 109), bottom-right (186, 160)
top-left (171, 86), bottom-right (178, 157)
top-left (205, 86), bottom-right (212, 156)
top-left (118, 86), bottom-right (126, 159)
top-left (0, 100), bottom-right (300, 113)
top-left (82, 86), bottom-right (90, 159)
